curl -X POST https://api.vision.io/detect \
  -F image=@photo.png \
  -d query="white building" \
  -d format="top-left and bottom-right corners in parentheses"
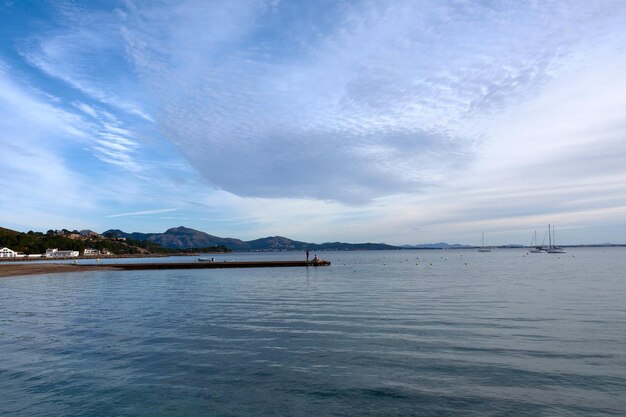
top-left (45, 248), bottom-right (79, 258)
top-left (0, 247), bottom-right (17, 258)
top-left (83, 248), bottom-right (100, 256)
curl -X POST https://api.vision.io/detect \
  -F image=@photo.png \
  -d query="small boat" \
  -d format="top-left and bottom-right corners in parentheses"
top-left (478, 232), bottom-right (491, 252)
top-left (546, 224), bottom-right (566, 254)
top-left (529, 231), bottom-right (547, 253)
top-left (198, 257), bottom-right (215, 262)
top-left (547, 248), bottom-right (566, 254)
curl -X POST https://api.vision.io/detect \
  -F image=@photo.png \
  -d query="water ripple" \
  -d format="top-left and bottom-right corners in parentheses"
top-left (1, 248), bottom-right (626, 416)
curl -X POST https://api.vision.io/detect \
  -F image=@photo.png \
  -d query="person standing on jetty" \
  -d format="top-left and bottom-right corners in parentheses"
top-left (306, 250), bottom-right (310, 261)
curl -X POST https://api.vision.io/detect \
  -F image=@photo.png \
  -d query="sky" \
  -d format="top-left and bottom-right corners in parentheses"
top-left (1, 0), bottom-right (626, 246)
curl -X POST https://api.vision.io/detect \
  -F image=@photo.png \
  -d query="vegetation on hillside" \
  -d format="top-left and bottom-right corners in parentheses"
top-left (0, 227), bottom-right (230, 255)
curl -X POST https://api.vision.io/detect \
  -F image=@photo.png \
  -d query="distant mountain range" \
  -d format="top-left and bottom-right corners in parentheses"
top-left (5, 226), bottom-right (625, 253)
top-left (102, 226), bottom-right (399, 252)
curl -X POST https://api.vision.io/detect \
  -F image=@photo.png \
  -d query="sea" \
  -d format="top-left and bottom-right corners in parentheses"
top-left (1, 248), bottom-right (625, 416)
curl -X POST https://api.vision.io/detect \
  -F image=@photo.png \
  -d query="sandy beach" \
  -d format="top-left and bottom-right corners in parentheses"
top-left (0, 260), bottom-right (329, 278)
top-left (0, 263), bottom-right (116, 278)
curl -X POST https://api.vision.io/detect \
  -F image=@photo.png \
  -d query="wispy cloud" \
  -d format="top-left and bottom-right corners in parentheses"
top-left (0, 63), bottom-right (97, 224)
top-left (0, 55), bottom-right (192, 232)
top-left (91, 123), bottom-right (142, 172)
top-left (18, 4), bottom-right (153, 122)
top-left (106, 208), bottom-right (181, 218)
top-left (113, 0), bottom-right (625, 204)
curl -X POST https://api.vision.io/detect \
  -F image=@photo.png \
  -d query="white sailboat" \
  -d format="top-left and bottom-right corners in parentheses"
top-left (546, 224), bottom-right (566, 254)
top-left (529, 230), bottom-right (547, 253)
top-left (478, 232), bottom-right (491, 252)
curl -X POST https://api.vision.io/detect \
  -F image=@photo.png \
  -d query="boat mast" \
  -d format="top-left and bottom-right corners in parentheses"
top-left (548, 224), bottom-right (552, 249)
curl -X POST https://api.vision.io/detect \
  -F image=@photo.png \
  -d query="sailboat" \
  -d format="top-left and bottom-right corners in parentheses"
top-left (546, 224), bottom-right (566, 254)
top-left (478, 232), bottom-right (491, 252)
top-left (529, 230), bottom-right (547, 253)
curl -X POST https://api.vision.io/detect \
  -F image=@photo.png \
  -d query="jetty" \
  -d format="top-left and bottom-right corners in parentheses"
top-left (105, 260), bottom-right (331, 271)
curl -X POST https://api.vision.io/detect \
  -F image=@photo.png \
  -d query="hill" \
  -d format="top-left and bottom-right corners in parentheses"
top-left (0, 227), bottom-right (230, 255)
top-left (103, 227), bottom-right (400, 251)
top-left (0, 227), bottom-right (149, 255)
top-left (104, 227), bottom-right (248, 251)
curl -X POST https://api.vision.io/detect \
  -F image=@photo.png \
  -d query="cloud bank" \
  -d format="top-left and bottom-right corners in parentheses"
top-left (18, 0), bottom-right (625, 204)
top-left (118, 0), bottom-right (589, 202)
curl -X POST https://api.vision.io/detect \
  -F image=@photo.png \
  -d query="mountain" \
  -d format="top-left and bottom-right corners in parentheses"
top-left (245, 236), bottom-right (309, 251)
top-left (79, 229), bottom-right (100, 237)
top-left (104, 226), bottom-right (247, 250)
top-left (150, 227), bottom-right (248, 250)
top-left (102, 227), bottom-right (400, 251)
top-left (103, 229), bottom-right (152, 241)
top-left (244, 237), bottom-right (397, 251)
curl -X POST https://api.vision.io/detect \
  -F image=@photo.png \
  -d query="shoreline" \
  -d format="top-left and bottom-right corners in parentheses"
top-left (0, 253), bottom-right (207, 263)
top-left (0, 260), bottom-right (330, 278)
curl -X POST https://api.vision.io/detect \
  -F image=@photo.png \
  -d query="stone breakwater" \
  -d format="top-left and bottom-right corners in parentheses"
top-left (108, 260), bottom-right (331, 271)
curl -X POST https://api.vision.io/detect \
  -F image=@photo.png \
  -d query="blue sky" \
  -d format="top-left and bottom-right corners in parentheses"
top-left (1, 0), bottom-right (626, 245)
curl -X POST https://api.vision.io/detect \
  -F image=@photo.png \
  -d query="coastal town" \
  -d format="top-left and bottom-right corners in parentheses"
top-left (0, 227), bottom-right (233, 261)
top-left (0, 246), bottom-right (111, 259)
top-left (0, 227), bottom-right (141, 260)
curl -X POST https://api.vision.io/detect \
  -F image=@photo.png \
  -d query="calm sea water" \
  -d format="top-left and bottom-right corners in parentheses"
top-left (1, 248), bottom-right (625, 416)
